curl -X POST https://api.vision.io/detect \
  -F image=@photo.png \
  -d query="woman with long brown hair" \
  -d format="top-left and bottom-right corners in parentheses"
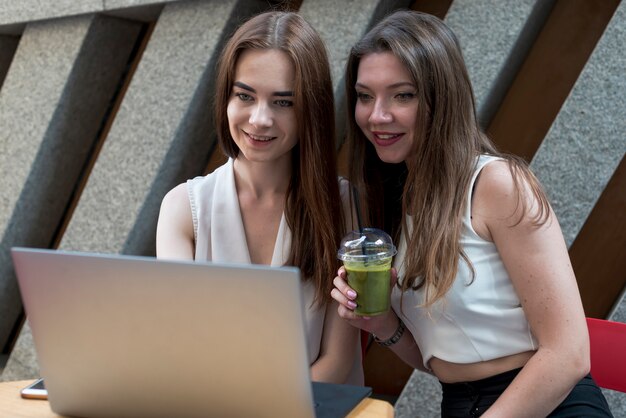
top-left (157, 11), bottom-right (362, 385)
top-left (332, 10), bottom-right (612, 415)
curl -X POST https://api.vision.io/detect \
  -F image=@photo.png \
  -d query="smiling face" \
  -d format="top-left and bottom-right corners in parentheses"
top-left (354, 52), bottom-right (419, 164)
top-left (227, 48), bottom-right (298, 165)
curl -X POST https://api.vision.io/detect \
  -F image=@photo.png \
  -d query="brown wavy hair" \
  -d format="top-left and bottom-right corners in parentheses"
top-left (345, 10), bottom-right (550, 306)
top-left (215, 11), bottom-right (342, 305)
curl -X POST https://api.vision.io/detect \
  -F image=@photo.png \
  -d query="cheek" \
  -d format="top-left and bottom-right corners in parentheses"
top-left (288, 122), bottom-right (298, 142)
top-left (226, 101), bottom-right (242, 137)
top-left (400, 105), bottom-right (419, 130)
top-left (354, 103), bottom-right (369, 130)
top-left (278, 111), bottom-right (298, 142)
top-left (226, 101), bottom-right (237, 124)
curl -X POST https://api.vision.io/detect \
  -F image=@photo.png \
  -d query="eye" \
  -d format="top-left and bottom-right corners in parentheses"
top-left (274, 99), bottom-right (294, 108)
top-left (235, 92), bottom-right (253, 102)
top-left (356, 91), bottom-right (373, 102)
top-left (395, 92), bottom-right (416, 102)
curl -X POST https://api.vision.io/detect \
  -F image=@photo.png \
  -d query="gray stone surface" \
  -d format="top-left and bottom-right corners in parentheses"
top-left (0, 14), bottom-right (141, 381)
top-left (604, 389), bottom-right (626, 418)
top-left (299, 0), bottom-right (412, 142)
top-left (0, 0), bottom-right (102, 27)
top-left (0, 0), bottom-right (185, 28)
top-left (611, 294), bottom-right (626, 323)
top-left (0, 322), bottom-right (36, 382)
top-left (105, 0), bottom-right (174, 9)
top-left (445, 0), bottom-right (541, 126)
top-left (0, 35), bottom-right (18, 86)
top-left (395, 370), bottom-right (441, 418)
top-left (530, 0), bottom-right (626, 247)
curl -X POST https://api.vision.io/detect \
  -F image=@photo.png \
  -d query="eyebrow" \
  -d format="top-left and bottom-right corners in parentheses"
top-left (233, 81), bottom-right (294, 97)
top-left (355, 81), bottom-right (416, 89)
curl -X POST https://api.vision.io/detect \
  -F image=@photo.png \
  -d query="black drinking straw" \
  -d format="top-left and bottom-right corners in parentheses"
top-left (351, 186), bottom-right (367, 256)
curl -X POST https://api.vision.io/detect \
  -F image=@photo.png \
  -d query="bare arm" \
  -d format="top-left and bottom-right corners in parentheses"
top-left (473, 162), bottom-right (589, 418)
top-left (310, 300), bottom-right (362, 384)
top-left (156, 183), bottom-right (195, 260)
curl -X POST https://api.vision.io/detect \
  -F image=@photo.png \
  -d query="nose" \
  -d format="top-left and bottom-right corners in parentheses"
top-left (249, 102), bottom-right (273, 128)
top-left (368, 98), bottom-right (392, 124)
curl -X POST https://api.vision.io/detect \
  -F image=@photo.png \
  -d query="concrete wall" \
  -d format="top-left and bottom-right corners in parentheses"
top-left (0, 0), bottom-right (624, 415)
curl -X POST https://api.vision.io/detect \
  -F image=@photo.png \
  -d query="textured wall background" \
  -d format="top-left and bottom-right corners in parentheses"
top-left (0, 0), bottom-right (624, 415)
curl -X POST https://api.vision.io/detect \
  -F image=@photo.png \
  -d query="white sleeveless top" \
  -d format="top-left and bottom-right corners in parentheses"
top-left (391, 155), bottom-right (537, 370)
top-left (186, 158), bottom-right (363, 384)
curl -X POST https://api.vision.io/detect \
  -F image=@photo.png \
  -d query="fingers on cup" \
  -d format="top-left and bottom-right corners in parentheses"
top-left (331, 287), bottom-right (357, 310)
top-left (333, 275), bottom-right (356, 299)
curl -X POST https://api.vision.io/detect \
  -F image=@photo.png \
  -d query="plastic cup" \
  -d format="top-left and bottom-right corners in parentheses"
top-left (337, 228), bottom-right (397, 316)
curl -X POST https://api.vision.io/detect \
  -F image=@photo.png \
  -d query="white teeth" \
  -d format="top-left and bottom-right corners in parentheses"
top-left (247, 133), bottom-right (274, 141)
top-left (377, 134), bottom-right (399, 140)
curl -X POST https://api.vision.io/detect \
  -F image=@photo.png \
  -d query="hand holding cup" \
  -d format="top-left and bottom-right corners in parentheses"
top-left (336, 228), bottom-right (397, 316)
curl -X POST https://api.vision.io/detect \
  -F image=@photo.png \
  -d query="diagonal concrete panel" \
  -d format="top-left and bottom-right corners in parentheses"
top-left (0, 14), bottom-right (142, 356)
top-left (530, 1), bottom-right (626, 247)
top-left (0, 0), bottom-right (103, 27)
top-left (105, 0), bottom-right (180, 10)
top-left (0, 321), bottom-right (36, 381)
top-left (59, 0), bottom-right (267, 256)
top-left (299, 0), bottom-right (412, 142)
top-left (445, 0), bottom-right (550, 126)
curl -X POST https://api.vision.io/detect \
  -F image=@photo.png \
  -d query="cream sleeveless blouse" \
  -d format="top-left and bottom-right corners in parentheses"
top-left (392, 155), bottom-right (537, 370)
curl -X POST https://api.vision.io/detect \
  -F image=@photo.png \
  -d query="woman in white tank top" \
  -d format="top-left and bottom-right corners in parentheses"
top-left (332, 10), bottom-right (611, 416)
top-left (156, 11), bottom-right (362, 385)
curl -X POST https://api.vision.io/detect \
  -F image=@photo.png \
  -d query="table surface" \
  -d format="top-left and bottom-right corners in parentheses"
top-left (0, 380), bottom-right (394, 418)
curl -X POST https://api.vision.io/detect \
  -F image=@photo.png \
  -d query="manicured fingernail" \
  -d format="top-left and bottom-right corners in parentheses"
top-left (347, 301), bottom-right (357, 309)
top-left (347, 290), bottom-right (357, 299)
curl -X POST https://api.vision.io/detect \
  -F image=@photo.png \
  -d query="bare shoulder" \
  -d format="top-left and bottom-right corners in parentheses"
top-left (156, 182), bottom-right (194, 259)
top-left (162, 182), bottom-right (189, 205)
top-left (471, 160), bottom-right (538, 239)
top-left (161, 183), bottom-right (191, 213)
top-left (475, 160), bottom-right (517, 203)
top-left (158, 182), bottom-right (193, 235)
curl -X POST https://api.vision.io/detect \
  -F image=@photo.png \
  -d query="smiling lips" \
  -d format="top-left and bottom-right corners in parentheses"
top-left (372, 131), bottom-right (404, 147)
top-left (244, 130), bottom-right (276, 143)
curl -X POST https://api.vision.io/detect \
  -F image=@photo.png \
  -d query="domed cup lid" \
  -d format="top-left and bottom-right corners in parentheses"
top-left (337, 228), bottom-right (397, 262)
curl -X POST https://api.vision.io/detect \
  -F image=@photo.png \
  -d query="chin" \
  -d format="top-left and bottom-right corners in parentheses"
top-left (376, 152), bottom-right (406, 164)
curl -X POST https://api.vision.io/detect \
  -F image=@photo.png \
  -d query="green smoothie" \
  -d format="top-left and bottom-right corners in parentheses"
top-left (344, 258), bottom-right (392, 316)
top-left (338, 228), bottom-right (397, 317)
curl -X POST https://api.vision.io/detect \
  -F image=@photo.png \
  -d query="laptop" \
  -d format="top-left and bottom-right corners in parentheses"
top-left (11, 248), bottom-right (371, 418)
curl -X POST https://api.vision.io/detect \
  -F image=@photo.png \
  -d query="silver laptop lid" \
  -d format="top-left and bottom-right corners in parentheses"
top-left (12, 248), bottom-right (315, 418)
